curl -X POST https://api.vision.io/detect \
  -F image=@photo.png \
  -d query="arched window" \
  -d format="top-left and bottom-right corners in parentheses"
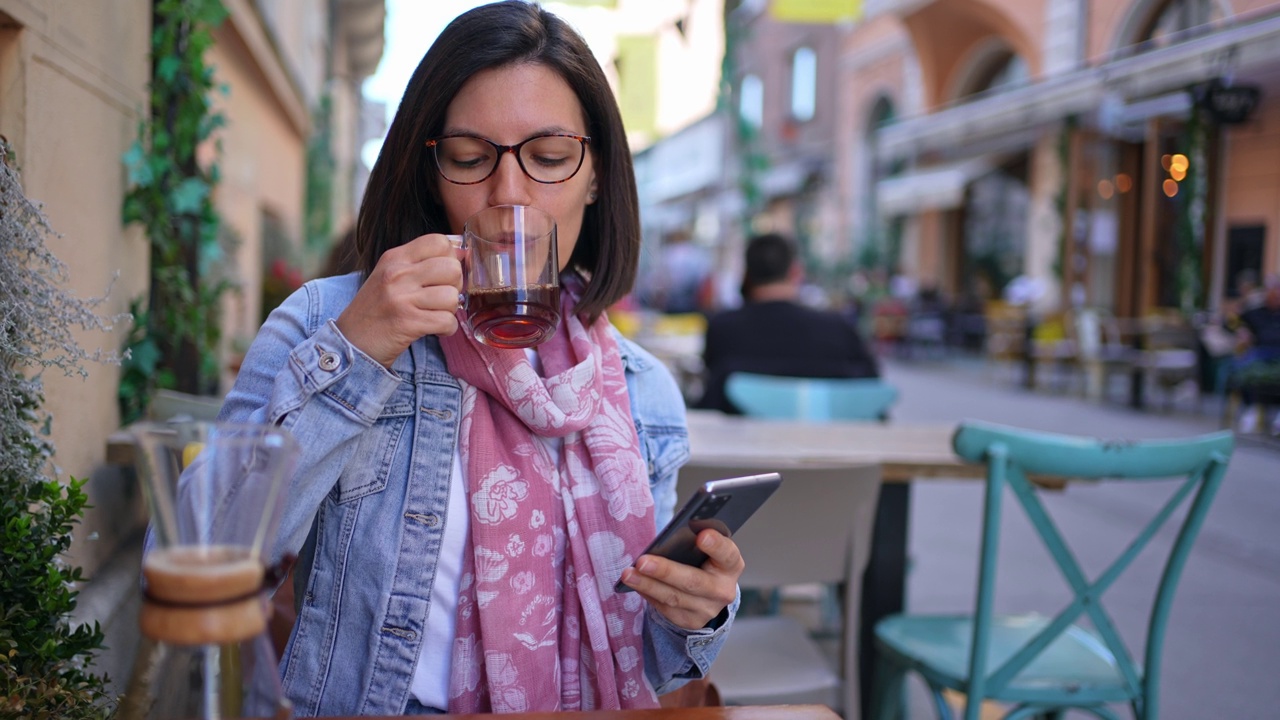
top-left (959, 48), bottom-right (1029, 100)
top-left (1134, 0), bottom-right (1226, 51)
top-left (944, 38), bottom-right (1030, 104)
top-left (739, 73), bottom-right (763, 129)
top-left (790, 46), bottom-right (816, 122)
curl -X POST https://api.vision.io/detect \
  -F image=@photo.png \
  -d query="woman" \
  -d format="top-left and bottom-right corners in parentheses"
top-left (220, 1), bottom-right (742, 715)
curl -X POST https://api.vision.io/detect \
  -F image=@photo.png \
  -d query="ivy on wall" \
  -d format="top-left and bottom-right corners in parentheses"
top-left (304, 93), bottom-right (335, 259)
top-left (1052, 117), bottom-right (1075, 283)
top-left (121, 0), bottom-right (232, 422)
top-left (1173, 105), bottom-right (1208, 314)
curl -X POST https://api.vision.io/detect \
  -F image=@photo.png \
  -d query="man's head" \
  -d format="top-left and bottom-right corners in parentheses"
top-left (1265, 275), bottom-right (1280, 309)
top-left (742, 233), bottom-right (798, 300)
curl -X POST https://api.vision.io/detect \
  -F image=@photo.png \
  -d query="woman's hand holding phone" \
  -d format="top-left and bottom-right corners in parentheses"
top-left (614, 472), bottom-right (782, 630)
top-left (617, 530), bottom-right (744, 631)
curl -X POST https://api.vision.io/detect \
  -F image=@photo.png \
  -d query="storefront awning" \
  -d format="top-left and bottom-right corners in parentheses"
top-left (876, 157), bottom-right (995, 217)
top-left (878, 12), bottom-right (1280, 160)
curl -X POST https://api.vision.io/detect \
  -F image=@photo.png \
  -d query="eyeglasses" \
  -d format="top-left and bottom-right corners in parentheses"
top-left (426, 133), bottom-right (591, 185)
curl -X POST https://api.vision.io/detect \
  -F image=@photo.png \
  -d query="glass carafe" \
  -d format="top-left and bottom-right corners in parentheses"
top-left (119, 421), bottom-right (298, 720)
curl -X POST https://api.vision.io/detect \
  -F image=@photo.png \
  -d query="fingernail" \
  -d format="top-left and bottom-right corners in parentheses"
top-left (635, 558), bottom-right (652, 573)
top-left (700, 533), bottom-right (717, 549)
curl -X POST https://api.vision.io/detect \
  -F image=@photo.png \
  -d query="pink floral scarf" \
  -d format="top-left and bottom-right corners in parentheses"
top-left (439, 282), bottom-right (659, 713)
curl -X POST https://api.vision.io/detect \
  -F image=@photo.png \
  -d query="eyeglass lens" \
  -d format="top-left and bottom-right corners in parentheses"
top-left (433, 135), bottom-right (585, 185)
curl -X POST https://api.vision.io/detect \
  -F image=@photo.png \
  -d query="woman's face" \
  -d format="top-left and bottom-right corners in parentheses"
top-left (439, 62), bottom-right (597, 272)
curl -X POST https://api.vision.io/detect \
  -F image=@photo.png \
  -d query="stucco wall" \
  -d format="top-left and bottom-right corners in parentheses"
top-left (0, 1), bottom-right (152, 572)
top-left (902, 0), bottom-right (1046, 108)
top-left (210, 22), bottom-right (307, 361)
top-left (0, 1), bottom-right (312, 576)
top-left (1089, 0), bottom-right (1280, 61)
top-left (835, 13), bottom-right (914, 257)
top-left (1222, 66), bottom-right (1280, 276)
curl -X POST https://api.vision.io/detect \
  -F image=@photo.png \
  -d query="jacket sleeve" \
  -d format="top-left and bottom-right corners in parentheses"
top-left (217, 280), bottom-right (405, 563)
top-left (643, 588), bottom-right (740, 695)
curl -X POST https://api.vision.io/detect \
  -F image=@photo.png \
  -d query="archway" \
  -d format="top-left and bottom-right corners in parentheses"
top-left (856, 95), bottom-right (900, 275)
top-left (951, 42), bottom-right (1032, 306)
top-left (1112, 0), bottom-right (1230, 54)
top-left (945, 38), bottom-right (1029, 103)
top-left (1099, 0), bottom-right (1231, 315)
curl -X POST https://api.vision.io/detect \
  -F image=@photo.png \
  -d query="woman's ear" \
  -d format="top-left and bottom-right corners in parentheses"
top-left (586, 171), bottom-right (598, 204)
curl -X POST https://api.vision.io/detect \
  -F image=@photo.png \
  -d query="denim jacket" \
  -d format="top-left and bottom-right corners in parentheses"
top-left (217, 273), bottom-right (735, 717)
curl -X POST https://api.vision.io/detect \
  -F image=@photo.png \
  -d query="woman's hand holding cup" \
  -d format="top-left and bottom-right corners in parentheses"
top-left (335, 232), bottom-right (464, 368)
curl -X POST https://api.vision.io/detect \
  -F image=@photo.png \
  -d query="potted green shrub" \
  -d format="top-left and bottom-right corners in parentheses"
top-left (0, 139), bottom-right (121, 718)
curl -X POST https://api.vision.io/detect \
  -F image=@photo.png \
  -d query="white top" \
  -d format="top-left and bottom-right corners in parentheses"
top-left (410, 349), bottom-right (563, 709)
top-left (408, 443), bottom-right (469, 709)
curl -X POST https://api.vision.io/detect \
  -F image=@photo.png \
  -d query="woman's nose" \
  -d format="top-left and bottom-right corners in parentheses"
top-left (488, 151), bottom-right (533, 207)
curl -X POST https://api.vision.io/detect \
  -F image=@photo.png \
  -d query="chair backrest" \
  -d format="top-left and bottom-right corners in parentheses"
top-left (951, 420), bottom-right (1234, 714)
top-left (725, 373), bottom-right (899, 422)
top-left (678, 463), bottom-right (882, 589)
top-left (677, 462), bottom-right (883, 714)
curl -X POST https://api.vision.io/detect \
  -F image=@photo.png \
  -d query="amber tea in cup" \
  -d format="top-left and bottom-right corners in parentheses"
top-left (450, 204), bottom-right (561, 349)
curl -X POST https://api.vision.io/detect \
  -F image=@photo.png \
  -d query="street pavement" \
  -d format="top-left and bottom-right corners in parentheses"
top-left (881, 356), bottom-right (1280, 720)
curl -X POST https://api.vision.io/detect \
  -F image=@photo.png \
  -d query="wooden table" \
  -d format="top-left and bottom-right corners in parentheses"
top-left (683, 409), bottom-right (979, 720)
top-left (685, 409), bottom-right (977, 482)
top-left (310, 706), bottom-right (840, 720)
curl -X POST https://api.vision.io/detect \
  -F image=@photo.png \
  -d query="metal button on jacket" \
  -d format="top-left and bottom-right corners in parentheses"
top-left (318, 351), bottom-right (341, 371)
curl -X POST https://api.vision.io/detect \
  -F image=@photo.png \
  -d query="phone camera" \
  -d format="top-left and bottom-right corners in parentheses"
top-left (694, 495), bottom-right (731, 519)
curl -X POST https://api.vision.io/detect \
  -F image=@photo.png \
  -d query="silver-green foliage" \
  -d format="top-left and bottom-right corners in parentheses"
top-left (0, 137), bottom-right (122, 718)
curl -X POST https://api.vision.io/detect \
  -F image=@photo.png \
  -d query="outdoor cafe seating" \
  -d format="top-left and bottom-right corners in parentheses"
top-left (870, 420), bottom-right (1234, 720)
top-left (725, 373), bottom-right (900, 422)
top-left (717, 371), bottom-right (901, 719)
top-left (678, 462), bottom-right (882, 718)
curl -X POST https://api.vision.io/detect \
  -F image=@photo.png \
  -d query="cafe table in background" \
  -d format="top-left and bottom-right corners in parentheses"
top-left (682, 409), bottom-right (984, 719)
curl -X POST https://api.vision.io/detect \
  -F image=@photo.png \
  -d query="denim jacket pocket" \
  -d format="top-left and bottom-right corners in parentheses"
top-left (333, 383), bottom-right (416, 504)
top-left (636, 421), bottom-right (691, 491)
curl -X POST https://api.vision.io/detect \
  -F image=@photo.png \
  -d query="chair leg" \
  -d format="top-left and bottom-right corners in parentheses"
top-left (868, 655), bottom-right (906, 720)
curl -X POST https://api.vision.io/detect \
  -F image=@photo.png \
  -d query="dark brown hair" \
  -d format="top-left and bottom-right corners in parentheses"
top-left (742, 232), bottom-right (796, 298)
top-left (354, 0), bottom-right (639, 323)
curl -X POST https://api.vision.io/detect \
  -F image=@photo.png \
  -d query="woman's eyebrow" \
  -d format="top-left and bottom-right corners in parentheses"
top-left (438, 125), bottom-right (582, 139)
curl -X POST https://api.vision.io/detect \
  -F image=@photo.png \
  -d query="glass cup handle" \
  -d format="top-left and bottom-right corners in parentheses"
top-left (446, 234), bottom-right (467, 310)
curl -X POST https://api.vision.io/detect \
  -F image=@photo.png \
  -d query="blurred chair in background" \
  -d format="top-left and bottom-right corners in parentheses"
top-left (871, 420), bottom-right (1233, 720)
top-left (723, 369), bottom-right (901, 720)
top-left (679, 463), bottom-right (883, 718)
top-left (726, 373), bottom-right (899, 422)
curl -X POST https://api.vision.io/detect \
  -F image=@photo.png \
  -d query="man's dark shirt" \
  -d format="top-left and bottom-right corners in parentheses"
top-left (696, 300), bottom-right (880, 414)
top-left (1241, 304), bottom-right (1280, 350)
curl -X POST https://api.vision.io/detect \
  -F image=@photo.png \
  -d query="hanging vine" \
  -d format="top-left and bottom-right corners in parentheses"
top-left (1174, 105), bottom-right (1208, 314)
top-left (120, 0), bottom-right (232, 422)
top-left (1051, 116), bottom-right (1076, 283)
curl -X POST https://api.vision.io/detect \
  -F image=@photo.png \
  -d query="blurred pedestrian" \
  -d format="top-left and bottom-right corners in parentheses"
top-left (1230, 275), bottom-right (1280, 433)
top-left (645, 229), bottom-right (712, 314)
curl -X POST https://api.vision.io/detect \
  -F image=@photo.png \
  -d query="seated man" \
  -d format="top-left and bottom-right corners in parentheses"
top-left (696, 233), bottom-right (879, 414)
top-left (1230, 276), bottom-right (1280, 432)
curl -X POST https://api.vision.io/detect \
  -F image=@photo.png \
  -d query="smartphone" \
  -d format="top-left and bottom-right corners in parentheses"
top-left (615, 472), bottom-right (782, 593)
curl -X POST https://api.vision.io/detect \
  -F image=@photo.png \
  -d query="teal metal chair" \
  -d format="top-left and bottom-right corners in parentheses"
top-left (725, 372), bottom-right (900, 422)
top-left (724, 370), bottom-right (902, 713)
top-left (871, 420), bottom-right (1234, 720)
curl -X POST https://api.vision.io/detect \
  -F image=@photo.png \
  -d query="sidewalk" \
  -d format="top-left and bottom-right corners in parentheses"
top-left (880, 356), bottom-right (1280, 719)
